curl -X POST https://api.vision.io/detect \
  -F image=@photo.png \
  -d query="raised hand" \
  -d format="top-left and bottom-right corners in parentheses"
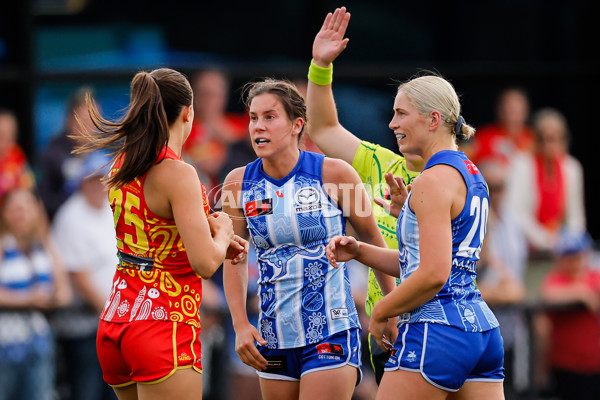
top-left (374, 172), bottom-right (410, 218)
top-left (312, 6), bottom-right (351, 66)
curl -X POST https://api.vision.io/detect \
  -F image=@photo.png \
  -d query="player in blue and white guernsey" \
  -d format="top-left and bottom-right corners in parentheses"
top-left (222, 79), bottom-right (387, 400)
top-left (327, 74), bottom-right (505, 399)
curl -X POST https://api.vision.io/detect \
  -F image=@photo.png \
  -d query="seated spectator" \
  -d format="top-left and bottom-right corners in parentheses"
top-left (506, 108), bottom-right (586, 254)
top-left (37, 86), bottom-right (97, 221)
top-left (0, 108), bottom-right (35, 201)
top-left (50, 151), bottom-right (117, 400)
top-left (0, 188), bottom-right (71, 400)
top-left (541, 229), bottom-right (600, 400)
top-left (464, 86), bottom-right (535, 165)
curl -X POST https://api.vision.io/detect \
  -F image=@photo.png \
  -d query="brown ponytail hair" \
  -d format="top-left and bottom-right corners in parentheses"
top-left (76, 68), bottom-right (192, 188)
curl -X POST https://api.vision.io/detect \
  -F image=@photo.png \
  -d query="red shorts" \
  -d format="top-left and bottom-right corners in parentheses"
top-left (97, 319), bottom-right (202, 387)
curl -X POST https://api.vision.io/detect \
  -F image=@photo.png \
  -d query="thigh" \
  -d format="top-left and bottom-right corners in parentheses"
top-left (376, 369), bottom-right (448, 400)
top-left (448, 381), bottom-right (505, 400)
top-left (299, 365), bottom-right (356, 400)
top-left (259, 378), bottom-right (299, 400)
top-left (112, 385), bottom-right (137, 400)
top-left (136, 368), bottom-right (202, 400)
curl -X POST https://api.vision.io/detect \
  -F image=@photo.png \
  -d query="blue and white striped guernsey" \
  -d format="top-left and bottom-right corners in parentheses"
top-left (242, 151), bottom-right (360, 349)
top-left (396, 150), bottom-right (499, 332)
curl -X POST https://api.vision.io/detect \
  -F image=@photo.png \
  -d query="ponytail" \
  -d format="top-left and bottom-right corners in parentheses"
top-left (75, 68), bottom-right (192, 188)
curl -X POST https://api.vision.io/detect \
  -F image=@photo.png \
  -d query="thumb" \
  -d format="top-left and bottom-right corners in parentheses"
top-left (254, 330), bottom-right (267, 345)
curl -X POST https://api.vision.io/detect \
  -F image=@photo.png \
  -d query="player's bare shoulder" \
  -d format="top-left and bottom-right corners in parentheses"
top-left (221, 166), bottom-right (247, 211)
top-left (322, 157), bottom-right (361, 186)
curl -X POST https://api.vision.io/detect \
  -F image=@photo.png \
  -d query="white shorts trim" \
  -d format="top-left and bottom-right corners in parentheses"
top-left (465, 377), bottom-right (505, 383)
top-left (256, 371), bottom-right (299, 381)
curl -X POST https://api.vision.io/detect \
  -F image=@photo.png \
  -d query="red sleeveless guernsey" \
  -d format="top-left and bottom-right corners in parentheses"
top-left (100, 146), bottom-right (210, 328)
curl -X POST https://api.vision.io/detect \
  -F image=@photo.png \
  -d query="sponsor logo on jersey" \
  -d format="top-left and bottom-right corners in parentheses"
top-left (316, 342), bottom-right (345, 355)
top-left (330, 308), bottom-right (349, 320)
top-left (178, 352), bottom-right (192, 362)
top-left (295, 187), bottom-right (322, 213)
top-left (295, 187), bottom-right (319, 205)
top-left (407, 350), bottom-right (417, 362)
top-left (463, 160), bottom-right (480, 175)
top-left (245, 198), bottom-right (273, 217)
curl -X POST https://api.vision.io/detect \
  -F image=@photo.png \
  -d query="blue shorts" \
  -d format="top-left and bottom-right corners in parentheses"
top-left (257, 327), bottom-right (362, 384)
top-left (385, 323), bottom-right (504, 391)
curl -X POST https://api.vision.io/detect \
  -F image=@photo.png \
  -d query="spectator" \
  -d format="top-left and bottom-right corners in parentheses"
top-left (0, 188), bottom-right (71, 400)
top-left (50, 151), bottom-right (117, 400)
top-left (477, 159), bottom-right (528, 399)
top-left (183, 68), bottom-right (249, 204)
top-left (464, 86), bottom-right (535, 165)
top-left (540, 229), bottom-right (600, 400)
top-left (506, 108), bottom-right (586, 255)
top-left (0, 108), bottom-right (35, 201)
top-left (37, 86), bottom-right (97, 221)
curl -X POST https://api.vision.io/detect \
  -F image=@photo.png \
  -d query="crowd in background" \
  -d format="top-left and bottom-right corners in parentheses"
top-left (0, 69), bottom-right (597, 400)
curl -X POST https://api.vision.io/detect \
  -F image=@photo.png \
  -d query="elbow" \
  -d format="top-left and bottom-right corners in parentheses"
top-left (190, 255), bottom-right (223, 279)
top-left (432, 279), bottom-right (446, 293)
top-left (426, 271), bottom-right (448, 294)
top-left (191, 262), bottom-right (220, 279)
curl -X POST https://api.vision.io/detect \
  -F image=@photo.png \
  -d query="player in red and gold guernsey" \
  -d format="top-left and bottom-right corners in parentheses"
top-left (75, 68), bottom-right (248, 400)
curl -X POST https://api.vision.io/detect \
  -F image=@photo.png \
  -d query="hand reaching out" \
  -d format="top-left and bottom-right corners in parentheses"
top-left (326, 235), bottom-right (360, 268)
top-left (312, 6), bottom-right (351, 67)
top-left (226, 235), bottom-right (249, 265)
top-left (374, 172), bottom-right (410, 218)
